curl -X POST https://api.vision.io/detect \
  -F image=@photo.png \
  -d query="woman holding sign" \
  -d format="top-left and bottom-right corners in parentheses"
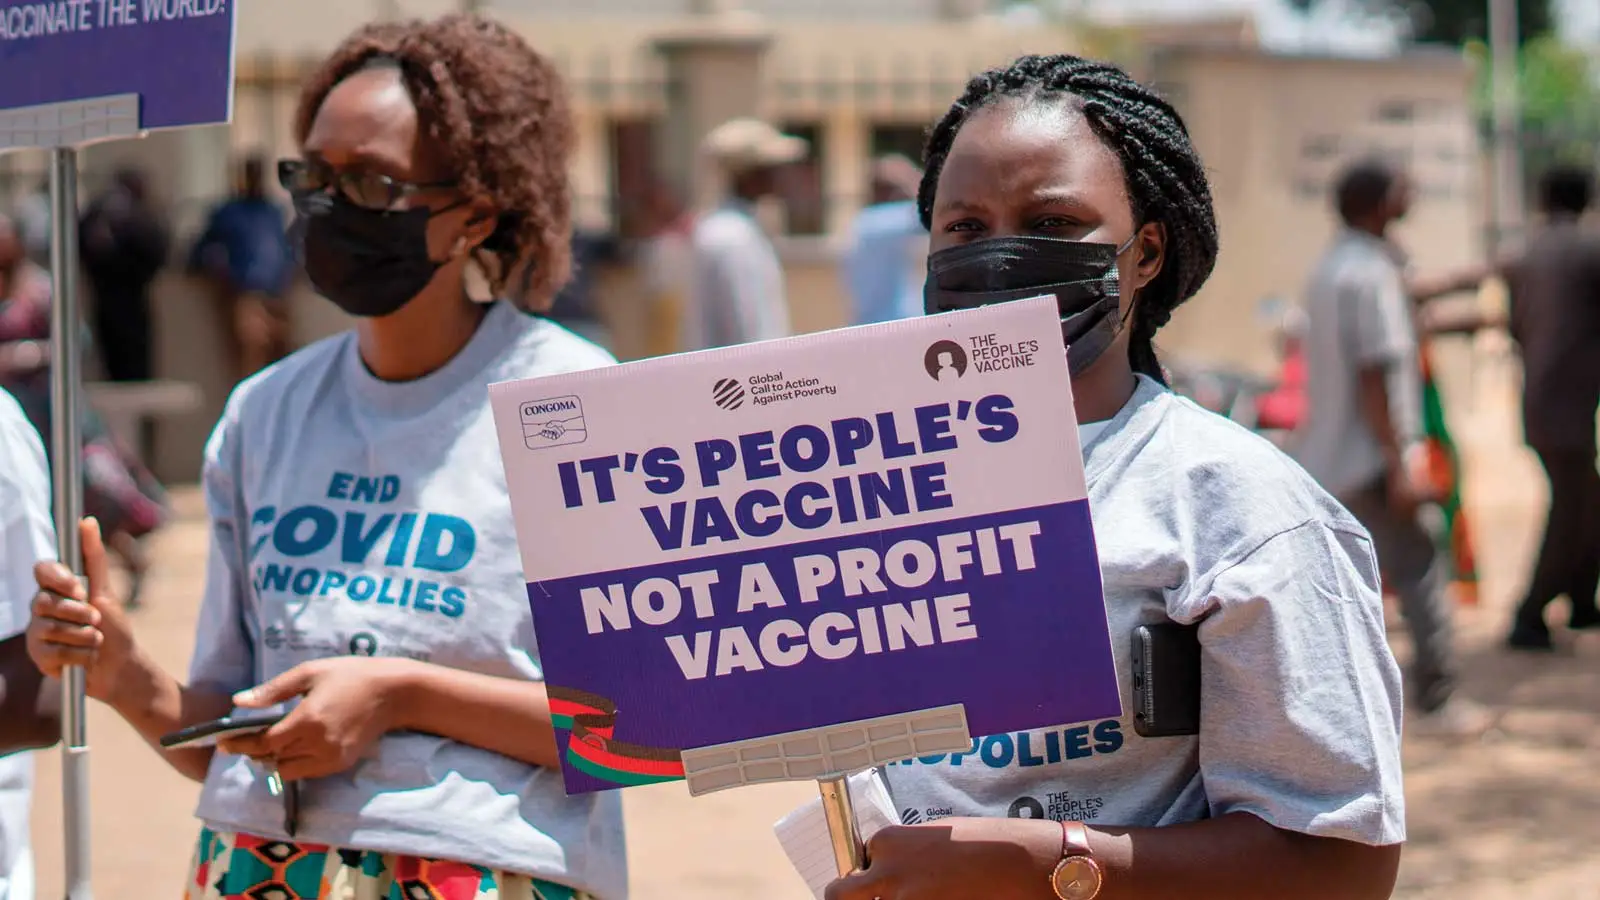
top-left (828, 55), bottom-right (1405, 900)
top-left (25, 14), bottom-right (624, 900)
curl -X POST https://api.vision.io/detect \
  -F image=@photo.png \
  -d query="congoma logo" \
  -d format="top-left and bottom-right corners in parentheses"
top-left (713, 377), bottom-right (746, 410)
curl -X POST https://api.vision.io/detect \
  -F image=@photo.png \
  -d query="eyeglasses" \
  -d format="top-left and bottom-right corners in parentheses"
top-left (277, 158), bottom-right (455, 212)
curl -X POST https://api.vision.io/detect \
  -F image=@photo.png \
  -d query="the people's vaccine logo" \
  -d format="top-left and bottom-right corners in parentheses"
top-left (521, 395), bottom-right (588, 449)
top-left (924, 340), bottom-right (969, 383)
top-left (713, 377), bottom-right (747, 410)
top-left (348, 632), bottom-right (379, 657)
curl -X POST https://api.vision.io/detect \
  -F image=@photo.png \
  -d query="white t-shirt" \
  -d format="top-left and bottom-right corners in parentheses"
top-left (1292, 229), bottom-right (1423, 497)
top-left (188, 302), bottom-right (629, 897)
top-left (885, 376), bottom-right (1406, 846)
top-left (685, 201), bottom-right (791, 350)
top-left (0, 388), bottom-right (55, 900)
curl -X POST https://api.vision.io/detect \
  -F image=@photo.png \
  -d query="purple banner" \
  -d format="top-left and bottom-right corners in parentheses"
top-left (0, 0), bottom-right (234, 129)
top-left (535, 500), bottom-right (1120, 795)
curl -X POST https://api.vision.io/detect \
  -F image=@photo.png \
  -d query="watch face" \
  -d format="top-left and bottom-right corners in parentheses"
top-left (1052, 857), bottom-right (1104, 900)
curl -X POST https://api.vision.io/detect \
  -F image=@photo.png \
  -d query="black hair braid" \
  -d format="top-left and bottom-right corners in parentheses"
top-left (919, 54), bottom-right (1219, 383)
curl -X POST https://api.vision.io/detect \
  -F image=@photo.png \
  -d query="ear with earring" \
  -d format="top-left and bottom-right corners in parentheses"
top-left (463, 249), bottom-right (496, 303)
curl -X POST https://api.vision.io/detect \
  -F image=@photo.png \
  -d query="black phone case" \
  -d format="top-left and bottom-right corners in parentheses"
top-left (1132, 622), bottom-right (1202, 738)
top-left (159, 712), bottom-right (285, 748)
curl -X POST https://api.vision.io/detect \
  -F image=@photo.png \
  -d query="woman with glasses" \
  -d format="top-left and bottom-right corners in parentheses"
top-left (25, 14), bottom-right (625, 900)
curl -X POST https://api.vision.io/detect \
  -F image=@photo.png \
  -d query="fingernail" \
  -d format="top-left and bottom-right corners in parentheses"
top-left (233, 690), bottom-right (255, 704)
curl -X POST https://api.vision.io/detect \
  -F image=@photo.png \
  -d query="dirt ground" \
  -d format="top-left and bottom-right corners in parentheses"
top-left (24, 351), bottom-right (1600, 899)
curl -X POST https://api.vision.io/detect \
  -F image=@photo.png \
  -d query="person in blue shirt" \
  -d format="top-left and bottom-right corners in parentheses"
top-left (189, 155), bottom-right (296, 382)
top-left (843, 155), bottom-right (926, 326)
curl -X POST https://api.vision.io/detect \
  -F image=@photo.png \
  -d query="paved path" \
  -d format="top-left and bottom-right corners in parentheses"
top-left (25, 357), bottom-right (1600, 899)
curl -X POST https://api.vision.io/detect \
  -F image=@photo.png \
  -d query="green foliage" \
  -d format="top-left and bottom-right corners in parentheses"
top-left (1281, 0), bottom-right (1554, 45)
top-left (1467, 35), bottom-right (1600, 175)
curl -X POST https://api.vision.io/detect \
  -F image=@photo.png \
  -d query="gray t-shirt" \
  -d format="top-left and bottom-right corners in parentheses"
top-left (188, 302), bottom-right (628, 898)
top-left (1292, 229), bottom-right (1422, 497)
top-left (685, 201), bottom-right (791, 350)
top-left (883, 376), bottom-right (1406, 847)
top-left (0, 388), bottom-right (54, 900)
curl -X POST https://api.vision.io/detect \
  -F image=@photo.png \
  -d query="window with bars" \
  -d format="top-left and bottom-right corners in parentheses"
top-left (870, 123), bottom-right (928, 164)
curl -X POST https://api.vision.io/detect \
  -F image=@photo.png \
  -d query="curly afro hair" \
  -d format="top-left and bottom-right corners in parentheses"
top-left (920, 54), bottom-right (1219, 384)
top-left (294, 14), bottom-right (575, 310)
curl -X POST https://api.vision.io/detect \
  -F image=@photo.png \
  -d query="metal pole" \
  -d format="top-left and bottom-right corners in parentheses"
top-left (1487, 0), bottom-right (1524, 256)
top-left (48, 146), bottom-right (93, 900)
top-left (818, 774), bottom-right (867, 876)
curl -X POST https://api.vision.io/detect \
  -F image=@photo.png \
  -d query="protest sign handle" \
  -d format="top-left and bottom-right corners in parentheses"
top-left (49, 146), bottom-right (94, 900)
top-left (818, 774), bottom-right (867, 877)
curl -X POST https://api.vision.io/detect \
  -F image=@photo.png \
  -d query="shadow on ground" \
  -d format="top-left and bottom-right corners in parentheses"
top-left (1395, 636), bottom-right (1599, 897)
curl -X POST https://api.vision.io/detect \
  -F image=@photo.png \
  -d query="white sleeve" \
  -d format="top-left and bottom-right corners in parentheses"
top-left (1187, 520), bottom-right (1406, 846)
top-left (0, 398), bottom-right (56, 642)
top-left (184, 392), bottom-right (260, 695)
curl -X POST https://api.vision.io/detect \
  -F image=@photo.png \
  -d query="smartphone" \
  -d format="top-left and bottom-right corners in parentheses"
top-left (1131, 622), bottom-right (1202, 738)
top-left (159, 712), bottom-right (286, 750)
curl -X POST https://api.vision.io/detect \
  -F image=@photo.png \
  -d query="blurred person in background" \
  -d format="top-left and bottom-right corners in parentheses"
top-left (0, 214), bottom-right (167, 608)
top-left (1418, 165), bottom-right (1600, 649)
top-left (545, 228), bottom-right (620, 350)
top-left (684, 117), bottom-right (806, 350)
top-left (27, 15), bottom-right (625, 899)
top-left (80, 168), bottom-right (171, 384)
top-left (843, 154), bottom-right (926, 326)
top-left (0, 386), bottom-right (59, 900)
top-left (190, 154), bottom-right (297, 383)
top-left (1292, 158), bottom-right (1490, 738)
top-left (1500, 165), bottom-right (1600, 649)
top-left (16, 177), bottom-right (51, 269)
top-left (636, 180), bottom-right (695, 357)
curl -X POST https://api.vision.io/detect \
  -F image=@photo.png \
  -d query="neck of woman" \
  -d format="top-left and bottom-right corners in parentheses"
top-left (356, 288), bottom-right (489, 383)
top-left (1072, 361), bottom-right (1139, 425)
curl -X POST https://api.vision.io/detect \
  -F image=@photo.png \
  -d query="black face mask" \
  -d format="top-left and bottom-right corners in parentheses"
top-left (924, 235), bottom-right (1134, 377)
top-left (290, 191), bottom-right (458, 318)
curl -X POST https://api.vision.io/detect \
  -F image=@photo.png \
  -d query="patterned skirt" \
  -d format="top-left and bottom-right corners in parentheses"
top-left (184, 829), bottom-right (597, 900)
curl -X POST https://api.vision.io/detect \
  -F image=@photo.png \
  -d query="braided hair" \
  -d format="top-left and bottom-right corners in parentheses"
top-left (919, 55), bottom-right (1218, 383)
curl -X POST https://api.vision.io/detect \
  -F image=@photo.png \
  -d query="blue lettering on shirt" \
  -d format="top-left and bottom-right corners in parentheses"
top-left (247, 472), bottom-right (477, 619)
top-left (887, 721), bottom-right (1124, 770)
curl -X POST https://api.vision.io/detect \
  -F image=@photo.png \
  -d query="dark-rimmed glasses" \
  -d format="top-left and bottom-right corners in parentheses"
top-left (277, 158), bottom-right (455, 212)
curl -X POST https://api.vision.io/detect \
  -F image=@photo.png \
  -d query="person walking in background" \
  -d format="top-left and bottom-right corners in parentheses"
top-left (189, 154), bottom-right (296, 384)
top-left (843, 154), bottom-right (926, 326)
top-left (79, 168), bottom-right (170, 383)
top-left (1498, 166), bottom-right (1600, 648)
top-left (684, 117), bottom-right (806, 350)
top-left (1293, 158), bottom-right (1491, 738)
top-left (0, 387), bottom-right (59, 900)
top-left (0, 214), bottom-right (167, 608)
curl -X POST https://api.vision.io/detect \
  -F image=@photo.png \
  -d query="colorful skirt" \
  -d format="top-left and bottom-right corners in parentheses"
top-left (184, 829), bottom-right (597, 900)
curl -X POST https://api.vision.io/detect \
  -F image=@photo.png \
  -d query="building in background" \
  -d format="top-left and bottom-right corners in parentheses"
top-left (0, 0), bottom-right (1485, 480)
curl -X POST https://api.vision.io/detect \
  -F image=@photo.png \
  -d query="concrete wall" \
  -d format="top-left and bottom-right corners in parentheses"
top-left (1150, 47), bottom-right (1484, 375)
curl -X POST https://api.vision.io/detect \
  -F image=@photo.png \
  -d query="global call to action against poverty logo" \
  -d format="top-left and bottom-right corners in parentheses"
top-left (713, 378), bottom-right (746, 410)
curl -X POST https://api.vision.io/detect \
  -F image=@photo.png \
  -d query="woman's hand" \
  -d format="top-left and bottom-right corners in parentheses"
top-left (219, 657), bottom-right (421, 782)
top-left (27, 518), bottom-right (141, 706)
top-left (825, 818), bottom-right (1061, 900)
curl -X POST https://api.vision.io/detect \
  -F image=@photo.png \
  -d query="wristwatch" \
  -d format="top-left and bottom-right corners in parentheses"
top-left (1050, 821), bottom-right (1103, 900)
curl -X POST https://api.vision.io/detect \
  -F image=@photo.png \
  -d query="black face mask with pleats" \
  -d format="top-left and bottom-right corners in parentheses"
top-left (924, 235), bottom-right (1132, 377)
top-left (290, 191), bottom-right (461, 318)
